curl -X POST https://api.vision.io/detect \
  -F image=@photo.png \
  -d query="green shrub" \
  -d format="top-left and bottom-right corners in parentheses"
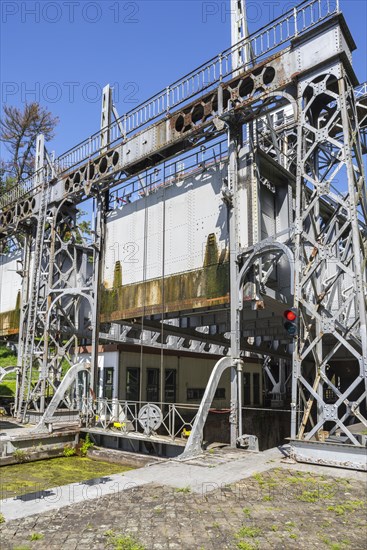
top-left (80, 433), bottom-right (94, 457)
top-left (63, 445), bottom-right (76, 457)
top-left (13, 449), bottom-right (28, 463)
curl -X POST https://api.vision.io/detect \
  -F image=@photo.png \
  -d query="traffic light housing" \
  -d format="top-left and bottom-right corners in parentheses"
top-left (283, 308), bottom-right (298, 336)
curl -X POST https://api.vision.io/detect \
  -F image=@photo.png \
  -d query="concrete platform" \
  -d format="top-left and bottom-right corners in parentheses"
top-left (0, 417), bottom-right (79, 463)
top-left (1, 445), bottom-right (366, 523)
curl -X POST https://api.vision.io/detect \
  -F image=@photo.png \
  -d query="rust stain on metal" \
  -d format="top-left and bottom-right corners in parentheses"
top-left (0, 308), bottom-right (21, 337)
top-left (101, 236), bottom-right (230, 323)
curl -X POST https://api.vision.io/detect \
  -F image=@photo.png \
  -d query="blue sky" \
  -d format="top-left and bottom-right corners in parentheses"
top-left (1, 0), bottom-right (366, 159)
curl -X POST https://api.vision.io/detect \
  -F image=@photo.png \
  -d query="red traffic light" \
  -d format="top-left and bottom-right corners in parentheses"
top-left (284, 309), bottom-right (297, 322)
top-left (283, 308), bottom-right (298, 337)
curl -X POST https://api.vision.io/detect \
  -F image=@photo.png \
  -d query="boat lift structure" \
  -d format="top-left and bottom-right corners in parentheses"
top-left (0, 0), bottom-right (366, 469)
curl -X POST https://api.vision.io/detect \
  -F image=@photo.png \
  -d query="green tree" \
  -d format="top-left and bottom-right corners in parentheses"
top-left (0, 102), bottom-right (58, 185)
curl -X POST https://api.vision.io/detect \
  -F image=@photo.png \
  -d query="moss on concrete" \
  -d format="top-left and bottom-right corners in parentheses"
top-left (0, 456), bottom-right (133, 499)
top-left (113, 261), bottom-right (122, 288)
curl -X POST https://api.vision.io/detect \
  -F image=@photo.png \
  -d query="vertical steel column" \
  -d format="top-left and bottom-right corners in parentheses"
top-left (231, 0), bottom-right (249, 76)
top-left (39, 215), bottom-right (56, 413)
top-left (228, 121), bottom-right (242, 447)
top-left (15, 233), bottom-right (31, 414)
top-left (100, 85), bottom-right (112, 153)
top-left (90, 195), bottom-right (105, 399)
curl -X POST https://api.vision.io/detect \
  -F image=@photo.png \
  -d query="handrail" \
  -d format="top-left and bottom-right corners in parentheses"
top-left (0, 0), bottom-right (341, 211)
top-left (87, 398), bottom-right (201, 441)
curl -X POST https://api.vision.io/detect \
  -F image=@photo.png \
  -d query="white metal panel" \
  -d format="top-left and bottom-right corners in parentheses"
top-left (261, 187), bottom-right (276, 239)
top-left (191, 169), bottom-right (228, 265)
top-left (0, 254), bottom-right (22, 313)
top-left (103, 163), bottom-right (228, 287)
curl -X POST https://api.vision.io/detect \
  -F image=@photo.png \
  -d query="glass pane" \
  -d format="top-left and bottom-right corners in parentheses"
top-left (165, 369), bottom-right (176, 402)
top-left (243, 373), bottom-right (251, 405)
top-left (126, 368), bottom-right (140, 401)
top-left (146, 368), bottom-right (159, 402)
top-left (253, 373), bottom-right (261, 405)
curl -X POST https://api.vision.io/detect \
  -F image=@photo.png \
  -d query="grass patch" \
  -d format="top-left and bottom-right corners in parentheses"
top-left (0, 345), bottom-right (17, 368)
top-left (236, 542), bottom-right (258, 550)
top-left (286, 474), bottom-right (318, 485)
top-left (0, 380), bottom-right (16, 397)
top-left (252, 472), bottom-right (278, 490)
top-left (0, 345), bottom-right (17, 397)
top-left (284, 521), bottom-right (296, 533)
top-left (321, 538), bottom-right (351, 550)
top-left (327, 500), bottom-right (365, 515)
top-left (0, 456), bottom-right (133, 499)
top-left (104, 530), bottom-right (145, 550)
top-left (297, 483), bottom-right (336, 503)
top-left (236, 526), bottom-right (261, 538)
top-left (242, 507), bottom-right (252, 517)
top-left (175, 486), bottom-right (191, 493)
top-left (0, 345), bottom-right (39, 398)
top-left (0, 513), bottom-right (5, 523)
top-left (253, 473), bottom-right (265, 487)
top-left (29, 533), bottom-right (44, 541)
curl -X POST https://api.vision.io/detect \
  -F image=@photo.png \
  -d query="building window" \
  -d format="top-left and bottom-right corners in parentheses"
top-left (253, 372), bottom-right (261, 405)
top-left (126, 367), bottom-right (140, 401)
top-left (187, 388), bottom-right (225, 400)
top-left (243, 372), bottom-right (262, 406)
top-left (276, 109), bottom-right (284, 126)
top-left (165, 369), bottom-right (176, 403)
top-left (146, 368), bottom-right (159, 402)
top-left (243, 373), bottom-right (251, 405)
top-left (215, 388), bottom-right (225, 399)
top-left (104, 367), bottom-right (114, 400)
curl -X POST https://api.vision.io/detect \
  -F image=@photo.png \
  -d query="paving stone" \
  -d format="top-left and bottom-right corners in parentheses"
top-left (1, 465), bottom-right (366, 550)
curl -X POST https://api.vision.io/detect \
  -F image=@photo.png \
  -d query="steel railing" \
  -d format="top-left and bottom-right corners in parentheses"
top-left (0, 0), bottom-right (340, 212)
top-left (85, 398), bottom-right (200, 441)
top-left (109, 137), bottom-right (228, 206)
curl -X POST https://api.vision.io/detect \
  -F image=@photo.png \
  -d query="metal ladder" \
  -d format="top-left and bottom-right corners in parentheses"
top-left (16, 172), bottom-right (50, 421)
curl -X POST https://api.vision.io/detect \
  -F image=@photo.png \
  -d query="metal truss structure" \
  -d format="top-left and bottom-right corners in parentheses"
top-left (10, 140), bottom-right (101, 419)
top-left (290, 61), bottom-right (367, 466)
top-left (14, 195), bottom-right (100, 420)
top-left (0, 0), bottom-right (366, 467)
